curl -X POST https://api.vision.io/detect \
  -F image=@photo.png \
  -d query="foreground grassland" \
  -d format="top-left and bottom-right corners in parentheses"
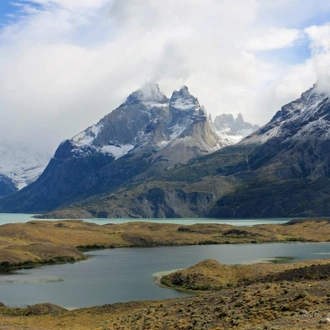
top-left (1, 218), bottom-right (330, 329)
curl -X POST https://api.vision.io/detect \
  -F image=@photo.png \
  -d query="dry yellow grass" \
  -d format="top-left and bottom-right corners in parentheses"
top-left (0, 218), bottom-right (330, 268)
top-left (161, 258), bottom-right (330, 291)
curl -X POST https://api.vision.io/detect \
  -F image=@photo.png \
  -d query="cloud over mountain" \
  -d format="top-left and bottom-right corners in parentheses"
top-left (0, 0), bottom-right (330, 153)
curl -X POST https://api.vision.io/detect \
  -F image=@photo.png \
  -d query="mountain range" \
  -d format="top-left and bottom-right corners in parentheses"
top-left (1, 83), bottom-right (328, 219)
top-left (0, 84), bottom-right (224, 213)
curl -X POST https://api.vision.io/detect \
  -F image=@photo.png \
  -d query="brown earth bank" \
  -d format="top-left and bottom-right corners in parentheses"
top-left (2, 218), bottom-right (330, 329)
top-left (1, 217), bottom-right (330, 270)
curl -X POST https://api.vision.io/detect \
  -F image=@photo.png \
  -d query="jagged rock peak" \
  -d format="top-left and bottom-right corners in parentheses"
top-left (236, 113), bottom-right (244, 125)
top-left (123, 82), bottom-right (168, 105)
top-left (170, 86), bottom-right (201, 111)
top-left (212, 113), bottom-right (259, 138)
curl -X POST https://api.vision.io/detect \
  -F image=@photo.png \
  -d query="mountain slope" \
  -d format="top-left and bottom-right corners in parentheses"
top-left (0, 174), bottom-right (17, 198)
top-left (0, 84), bottom-right (223, 213)
top-left (0, 143), bottom-right (51, 191)
top-left (42, 83), bottom-right (330, 219)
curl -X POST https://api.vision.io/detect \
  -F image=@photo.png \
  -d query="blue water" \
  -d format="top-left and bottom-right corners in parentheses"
top-left (1, 242), bottom-right (330, 309)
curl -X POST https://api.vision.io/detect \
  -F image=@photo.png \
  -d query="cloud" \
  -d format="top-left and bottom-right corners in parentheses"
top-left (245, 28), bottom-right (303, 52)
top-left (304, 24), bottom-right (330, 92)
top-left (0, 0), bottom-right (330, 152)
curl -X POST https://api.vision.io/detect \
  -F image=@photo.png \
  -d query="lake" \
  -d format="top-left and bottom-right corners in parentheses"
top-left (1, 242), bottom-right (330, 309)
top-left (0, 213), bottom-right (293, 226)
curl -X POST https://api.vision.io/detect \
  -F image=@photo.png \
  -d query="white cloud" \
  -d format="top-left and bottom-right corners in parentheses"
top-left (305, 24), bottom-right (330, 92)
top-left (245, 28), bottom-right (303, 52)
top-left (305, 24), bottom-right (330, 53)
top-left (0, 0), bottom-right (330, 152)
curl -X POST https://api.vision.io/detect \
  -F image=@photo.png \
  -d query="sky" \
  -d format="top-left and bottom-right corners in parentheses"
top-left (1, 0), bottom-right (330, 152)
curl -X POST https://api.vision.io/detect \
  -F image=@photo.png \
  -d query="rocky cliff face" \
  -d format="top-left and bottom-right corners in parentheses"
top-left (0, 84), bottom-right (223, 213)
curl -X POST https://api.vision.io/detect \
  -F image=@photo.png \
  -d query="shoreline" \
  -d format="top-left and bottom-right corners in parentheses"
top-left (2, 257), bottom-right (330, 329)
top-left (1, 218), bottom-right (330, 272)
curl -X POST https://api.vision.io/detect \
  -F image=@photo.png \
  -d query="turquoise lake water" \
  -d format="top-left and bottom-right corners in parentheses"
top-left (0, 213), bottom-right (293, 226)
top-left (0, 213), bottom-right (322, 309)
top-left (1, 242), bottom-right (330, 309)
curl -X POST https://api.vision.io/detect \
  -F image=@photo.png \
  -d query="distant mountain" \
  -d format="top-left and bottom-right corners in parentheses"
top-left (211, 113), bottom-right (259, 145)
top-left (0, 143), bottom-right (51, 191)
top-left (36, 83), bottom-right (330, 219)
top-left (0, 173), bottom-right (17, 198)
top-left (0, 84), bottom-right (224, 213)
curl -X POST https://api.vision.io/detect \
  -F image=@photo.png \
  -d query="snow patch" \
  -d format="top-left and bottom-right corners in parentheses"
top-left (143, 101), bottom-right (168, 109)
top-left (215, 132), bottom-right (244, 146)
top-left (72, 122), bottom-right (104, 147)
top-left (293, 117), bottom-right (330, 140)
top-left (171, 98), bottom-right (200, 111)
top-left (101, 144), bottom-right (134, 159)
top-left (156, 122), bottom-right (191, 150)
top-left (241, 125), bottom-right (282, 145)
top-left (170, 123), bottom-right (189, 140)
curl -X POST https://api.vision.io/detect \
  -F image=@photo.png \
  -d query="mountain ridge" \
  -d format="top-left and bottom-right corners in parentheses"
top-left (3, 82), bottom-right (319, 218)
top-left (38, 83), bottom-right (330, 219)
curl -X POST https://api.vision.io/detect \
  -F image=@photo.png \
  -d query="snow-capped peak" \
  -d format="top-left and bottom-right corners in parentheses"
top-left (170, 86), bottom-right (202, 111)
top-left (242, 84), bottom-right (330, 145)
